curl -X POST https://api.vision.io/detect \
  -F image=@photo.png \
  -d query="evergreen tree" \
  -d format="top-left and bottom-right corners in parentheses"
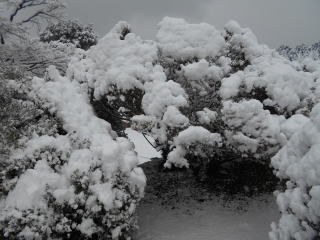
top-left (277, 41), bottom-right (320, 61)
top-left (40, 19), bottom-right (99, 51)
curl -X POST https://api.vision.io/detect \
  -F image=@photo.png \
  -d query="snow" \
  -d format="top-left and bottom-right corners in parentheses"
top-left (270, 103), bottom-right (320, 239)
top-left (157, 17), bottom-right (225, 60)
top-left (165, 126), bottom-right (222, 168)
top-left (182, 59), bottom-right (223, 81)
top-left (221, 100), bottom-right (285, 157)
top-left (163, 106), bottom-right (189, 128)
top-left (134, 199), bottom-right (280, 240)
top-left (220, 72), bottom-right (245, 100)
top-left (132, 78), bottom-right (189, 151)
top-left (196, 108), bottom-right (217, 125)
top-left (5, 159), bottom-right (68, 210)
top-left (125, 124), bottom-right (281, 240)
top-left (141, 80), bottom-right (188, 117)
top-left (173, 126), bottom-right (222, 147)
top-left (112, 226), bottom-right (121, 239)
top-left (280, 114), bottom-right (309, 139)
top-left (125, 128), bottom-right (161, 164)
top-left (77, 218), bottom-right (95, 237)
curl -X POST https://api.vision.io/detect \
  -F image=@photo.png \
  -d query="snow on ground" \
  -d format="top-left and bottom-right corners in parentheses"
top-left (126, 128), bottom-right (280, 240)
top-left (134, 198), bottom-right (280, 240)
top-left (125, 128), bottom-right (161, 164)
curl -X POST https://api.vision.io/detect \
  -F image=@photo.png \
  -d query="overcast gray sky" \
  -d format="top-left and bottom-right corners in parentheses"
top-left (64, 0), bottom-right (320, 49)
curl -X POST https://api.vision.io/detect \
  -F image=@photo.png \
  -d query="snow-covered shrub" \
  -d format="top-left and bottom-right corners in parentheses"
top-left (154, 18), bottom-right (319, 169)
top-left (68, 17), bottom-right (320, 197)
top-left (270, 103), bottom-right (320, 240)
top-left (66, 21), bottom-right (157, 137)
top-left (0, 62), bottom-right (44, 168)
top-left (0, 66), bottom-right (146, 239)
top-left (164, 126), bottom-right (222, 169)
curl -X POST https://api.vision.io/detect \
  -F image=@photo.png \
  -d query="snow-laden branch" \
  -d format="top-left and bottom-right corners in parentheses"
top-left (5, 0), bottom-right (67, 28)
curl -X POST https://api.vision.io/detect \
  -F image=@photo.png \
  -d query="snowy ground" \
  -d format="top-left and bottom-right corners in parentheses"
top-left (134, 198), bottom-right (280, 240)
top-left (126, 129), bottom-right (280, 240)
top-left (125, 128), bottom-right (161, 164)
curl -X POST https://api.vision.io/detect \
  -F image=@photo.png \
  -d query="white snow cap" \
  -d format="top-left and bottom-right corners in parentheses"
top-left (165, 126), bottom-right (222, 168)
top-left (157, 17), bottom-right (226, 60)
top-left (67, 21), bottom-right (162, 100)
top-left (182, 59), bottom-right (223, 81)
top-left (142, 80), bottom-right (188, 117)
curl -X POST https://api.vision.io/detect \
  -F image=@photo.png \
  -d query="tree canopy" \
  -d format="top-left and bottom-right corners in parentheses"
top-left (40, 19), bottom-right (99, 51)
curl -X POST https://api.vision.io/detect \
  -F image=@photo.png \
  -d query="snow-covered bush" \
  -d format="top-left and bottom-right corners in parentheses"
top-left (0, 62), bottom-right (41, 164)
top-left (270, 103), bottom-right (320, 240)
top-left (0, 66), bottom-right (146, 239)
top-left (40, 19), bottom-right (99, 51)
top-left (68, 17), bottom-right (320, 196)
top-left (153, 18), bottom-right (320, 169)
top-left (67, 21), bottom-right (176, 141)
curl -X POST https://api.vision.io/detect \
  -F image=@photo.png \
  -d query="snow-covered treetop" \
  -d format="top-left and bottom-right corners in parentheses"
top-left (67, 21), bottom-right (164, 101)
top-left (277, 41), bottom-right (320, 61)
top-left (40, 19), bottom-right (99, 50)
top-left (156, 17), bottom-right (225, 60)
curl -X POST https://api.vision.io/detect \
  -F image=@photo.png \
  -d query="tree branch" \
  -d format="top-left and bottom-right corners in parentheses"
top-left (142, 132), bottom-right (159, 151)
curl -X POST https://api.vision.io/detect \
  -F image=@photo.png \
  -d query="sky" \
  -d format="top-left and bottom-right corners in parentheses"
top-left (62, 0), bottom-right (320, 49)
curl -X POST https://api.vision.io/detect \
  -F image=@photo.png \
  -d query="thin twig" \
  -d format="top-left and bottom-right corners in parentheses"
top-left (142, 132), bottom-right (160, 151)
